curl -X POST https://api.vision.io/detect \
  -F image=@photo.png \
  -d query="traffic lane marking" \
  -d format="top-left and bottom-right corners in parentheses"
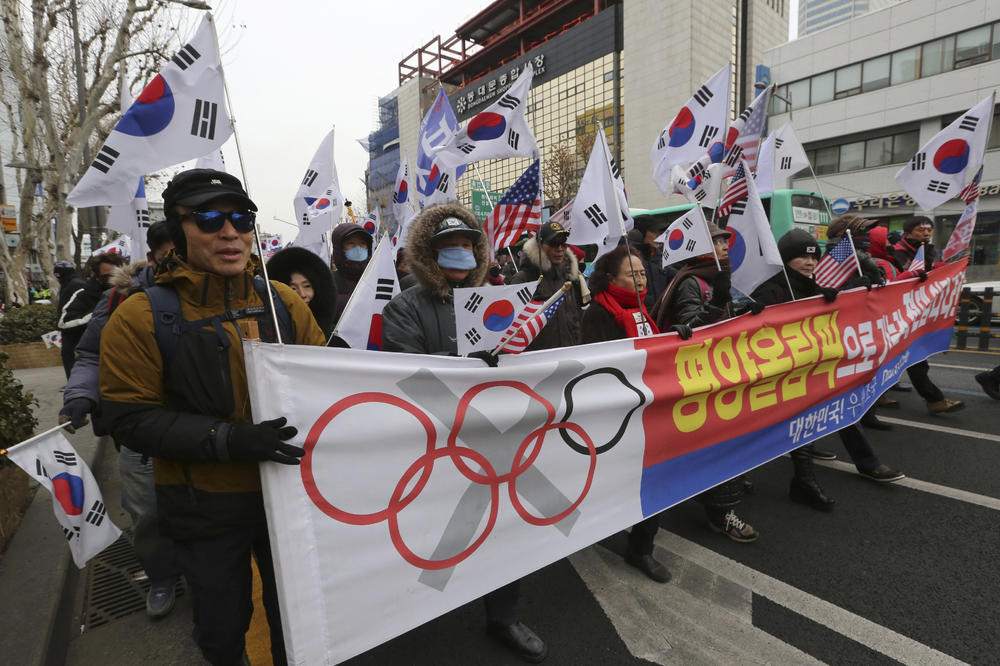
top-left (876, 415), bottom-right (1000, 443)
top-left (929, 362), bottom-right (993, 371)
top-left (814, 459), bottom-right (1000, 510)
top-left (654, 530), bottom-right (965, 666)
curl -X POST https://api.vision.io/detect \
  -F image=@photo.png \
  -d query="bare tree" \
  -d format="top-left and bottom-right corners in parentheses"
top-left (542, 142), bottom-right (577, 211)
top-left (0, 0), bottom-right (180, 304)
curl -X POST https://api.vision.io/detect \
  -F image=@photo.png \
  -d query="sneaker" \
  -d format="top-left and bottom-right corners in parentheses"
top-left (857, 464), bottom-right (905, 483)
top-left (146, 579), bottom-right (176, 618)
top-left (708, 510), bottom-right (758, 543)
top-left (975, 372), bottom-right (1000, 400)
top-left (927, 399), bottom-right (965, 414)
top-left (624, 551), bottom-right (672, 583)
top-left (802, 445), bottom-right (837, 461)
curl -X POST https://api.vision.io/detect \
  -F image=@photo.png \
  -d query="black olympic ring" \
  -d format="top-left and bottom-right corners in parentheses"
top-left (559, 367), bottom-right (646, 455)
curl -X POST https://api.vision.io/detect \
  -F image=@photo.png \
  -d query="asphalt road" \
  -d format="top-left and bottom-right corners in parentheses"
top-left (55, 348), bottom-right (998, 665)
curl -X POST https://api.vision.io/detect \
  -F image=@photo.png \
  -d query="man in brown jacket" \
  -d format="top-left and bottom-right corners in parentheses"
top-left (100, 169), bottom-right (325, 665)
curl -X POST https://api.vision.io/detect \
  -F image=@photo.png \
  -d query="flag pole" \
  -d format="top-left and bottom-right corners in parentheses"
top-left (491, 281), bottom-right (570, 355)
top-left (473, 163), bottom-right (519, 271)
top-left (845, 228), bottom-right (864, 278)
top-left (0, 422), bottom-right (72, 458)
top-left (805, 159), bottom-right (837, 225)
top-left (209, 14), bottom-right (283, 343)
top-left (696, 203), bottom-right (721, 271)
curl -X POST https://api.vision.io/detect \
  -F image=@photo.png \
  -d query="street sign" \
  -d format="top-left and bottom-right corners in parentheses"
top-left (1, 204), bottom-right (16, 233)
top-left (471, 189), bottom-right (503, 222)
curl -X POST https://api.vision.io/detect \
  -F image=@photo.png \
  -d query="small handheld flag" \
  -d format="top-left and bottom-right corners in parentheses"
top-left (495, 282), bottom-right (570, 354)
top-left (814, 235), bottom-right (862, 289)
top-left (4, 426), bottom-right (121, 568)
top-left (656, 207), bottom-right (714, 268)
top-left (908, 244), bottom-right (926, 273)
top-left (454, 280), bottom-right (540, 354)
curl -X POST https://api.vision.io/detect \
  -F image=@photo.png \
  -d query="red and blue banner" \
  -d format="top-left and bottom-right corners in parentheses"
top-left (245, 260), bottom-right (964, 664)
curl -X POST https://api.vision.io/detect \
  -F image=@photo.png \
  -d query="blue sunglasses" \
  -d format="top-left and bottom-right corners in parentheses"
top-left (182, 209), bottom-right (257, 233)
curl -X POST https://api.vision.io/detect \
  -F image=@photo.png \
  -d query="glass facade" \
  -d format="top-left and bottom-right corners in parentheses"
top-left (453, 51), bottom-right (624, 220)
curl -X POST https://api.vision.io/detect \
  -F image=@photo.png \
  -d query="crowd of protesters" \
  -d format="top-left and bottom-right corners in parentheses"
top-left (47, 167), bottom-right (991, 665)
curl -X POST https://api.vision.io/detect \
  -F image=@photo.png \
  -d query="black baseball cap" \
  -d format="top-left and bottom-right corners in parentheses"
top-left (431, 216), bottom-right (482, 241)
top-left (538, 220), bottom-right (570, 245)
top-left (162, 168), bottom-right (257, 213)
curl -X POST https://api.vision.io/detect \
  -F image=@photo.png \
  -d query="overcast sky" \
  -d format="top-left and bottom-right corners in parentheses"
top-left (191, 1), bottom-right (798, 238)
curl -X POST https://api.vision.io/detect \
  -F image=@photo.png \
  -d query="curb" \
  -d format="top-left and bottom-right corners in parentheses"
top-left (0, 432), bottom-right (109, 666)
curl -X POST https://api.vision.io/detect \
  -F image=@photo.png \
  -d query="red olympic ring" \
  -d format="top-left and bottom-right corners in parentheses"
top-left (447, 381), bottom-right (556, 484)
top-left (508, 421), bottom-right (596, 526)
top-left (301, 392), bottom-right (436, 525)
top-left (387, 446), bottom-right (500, 570)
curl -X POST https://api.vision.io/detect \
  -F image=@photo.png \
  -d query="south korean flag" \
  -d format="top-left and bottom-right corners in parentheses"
top-left (655, 207), bottom-right (714, 269)
top-left (68, 15), bottom-right (232, 207)
top-left (432, 63), bottom-right (539, 168)
top-left (895, 92), bottom-right (994, 211)
top-left (453, 280), bottom-right (540, 354)
top-left (651, 64), bottom-right (730, 195)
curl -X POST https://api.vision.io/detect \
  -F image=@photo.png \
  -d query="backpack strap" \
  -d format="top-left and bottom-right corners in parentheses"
top-left (693, 276), bottom-right (712, 303)
top-left (144, 285), bottom-right (185, 372)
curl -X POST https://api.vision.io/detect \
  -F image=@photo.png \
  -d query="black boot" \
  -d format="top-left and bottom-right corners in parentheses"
top-left (860, 406), bottom-right (892, 430)
top-left (789, 449), bottom-right (835, 511)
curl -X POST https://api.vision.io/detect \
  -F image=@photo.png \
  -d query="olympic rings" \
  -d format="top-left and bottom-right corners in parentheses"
top-left (447, 381), bottom-right (556, 484)
top-left (301, 392), bottom-right (436, 525)
top-left (508, 421), bottom-right (596, 526)
top-left (387, 446), bottom-right (500, 570)
top-left (559, 368), bottom-right (646, 455)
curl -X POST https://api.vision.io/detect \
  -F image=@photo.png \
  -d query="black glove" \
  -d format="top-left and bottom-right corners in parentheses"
top-left (747, 300), bottom-right (765, 315)
top-left (819, 287), bottom-right (838, 303)
top-left (710, 272), bottom-right (731, 306)
top-left (916, 269), bottom-right (928, 282)
top-left (858, 276), bottom-right (873, 291)
top-left (488, 265), bottom-right (501, 278)
top-left (669, 324), bottom-right (693, 340)
top-left (58, 398), bottom-right (93, 433)
top-left (226, 417), bottom-right (303, 465)
top-left (466, 349), bottom-right (499, 367)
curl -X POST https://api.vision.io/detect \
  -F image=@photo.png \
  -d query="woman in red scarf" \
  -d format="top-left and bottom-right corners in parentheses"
top-left (579, 245), bottom-right (670, 583)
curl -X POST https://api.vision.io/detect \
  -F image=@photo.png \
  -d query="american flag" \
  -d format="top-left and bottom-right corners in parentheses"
top-left (958, 165), bottom-right (983, 204)
top-left (814, 235), bottom-right (861, 288)
top-left (485, 159), bottom-right (542, 251)
top-left (908, 244), bottom-right (926, 272)
top-left (721, 84), bottom-right (771, 178)
top-left (716, 161), bottom-right (749, 218)
top-left (500, 291), bottom-right (566, 353)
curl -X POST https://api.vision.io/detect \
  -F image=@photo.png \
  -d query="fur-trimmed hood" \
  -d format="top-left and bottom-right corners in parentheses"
top-left (407, 203), bottom-right (490, 299)
top-left (266, 246), bottom-right (337, 335)
top-left (519, 236), bottom-right (581, 280)
top-left (109, 261), bottom-right (155, 290)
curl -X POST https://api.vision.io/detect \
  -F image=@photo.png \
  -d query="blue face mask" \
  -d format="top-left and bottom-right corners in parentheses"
top-left (345, 246), bottom-right (369, 261)
top-left (437, 246), bottom-right (477, 270)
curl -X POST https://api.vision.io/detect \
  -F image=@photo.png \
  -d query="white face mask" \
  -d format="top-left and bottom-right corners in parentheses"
top-left (345, 246), bottom-right (369, 261)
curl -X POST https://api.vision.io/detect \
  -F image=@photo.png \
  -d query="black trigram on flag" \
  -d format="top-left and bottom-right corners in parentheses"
top-left (392, 190), bottom-right (402, 204)
top-left (375, 278), bottom-right (395, 301)
top-left (609, 157), bottom-right (622, 181)
top-left (91, 145), bottom-right (120, 174)
top-left (191, 99), bottom-right (218, 140)
top-left (910, 153), bottom-right (926, 171)
top-left (685, 238), bottom-right (697, 251)
top-left (436, 173), bottom-right (451, 193)
top-left (497, 93), bottom-right (520, 111)
top-left (584, 204), bottom-right (607, 228)
top-left (516, 286), bottom-right (532, 305)
top-left (85, 500), bottom-right (107, 527)
top-left (927, 179), bottom-right (950, 194)
top-left (53, 450), bottom-right (77, 466)
top-left (464, 292), bottom-right (484, 313)
top-left (656, 130), bottom-right (667, 151)
top-left (35, 459), bottom-right (49, 478)
top-left (725, 146), bottom-right (743, 166)
top-left (730, 199), bottom-right (748, 216)
top-left (302, 169), bottom-right (318, 187)
top-left (698, 125), bottom-right (719, 148)
top-left (689, 161), bottom-right (707, 179)
top-left (959, 115), bottom-right (979, 132)
top-left (457, 142), bottom-right (476, 154)
top-left (695, 189), bottom-right (707, 201)
top-left (775, 138), bottom-right (784, 150)
top-left (693, 85), bottom-right (713, 107)
top-left (508, 130), bottom-right (520, 150)
top-left (63, 526), bottom-right (80, 542)
top-left (136, 209), bottom-right (151, 227)
top-left (171, 42), bottom-right (202, 70)
top-left (681, 217), bottom-right (694, 230)
top-left (465, 328), bottom-right (482, 345)
top-left (780, 156), bottom-right (792, 170)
